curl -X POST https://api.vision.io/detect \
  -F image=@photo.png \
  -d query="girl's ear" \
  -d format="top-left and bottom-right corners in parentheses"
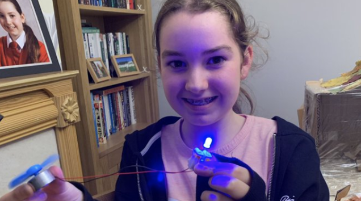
top-left (240, 45), bottom-right (253, 80)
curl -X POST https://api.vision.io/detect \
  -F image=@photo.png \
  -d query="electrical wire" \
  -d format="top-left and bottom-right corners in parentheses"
top-left (60, 165), bottom-right (192, 184)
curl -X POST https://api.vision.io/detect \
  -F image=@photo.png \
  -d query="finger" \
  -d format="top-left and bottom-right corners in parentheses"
top-left (0, 184), bottom-right (34, 201)
top-left (194, 161), bottom-right (251, 185)
top-left (200, 190), bottom-right (233, 201)
top-left (209, 175), bottom-right (250, 200)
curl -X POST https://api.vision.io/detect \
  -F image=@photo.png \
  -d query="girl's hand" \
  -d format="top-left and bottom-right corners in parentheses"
top-left (194, 161), bottom-right (251, 201)
top-left (0, 166), bottom-right (83, 201)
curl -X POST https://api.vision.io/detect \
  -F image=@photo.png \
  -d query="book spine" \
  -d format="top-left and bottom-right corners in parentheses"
top-left (82, 33), bottom-right (90, 59)
top-left (129, 0), bottom-right (134, 9)
top-left (87, 33), bottom-right (95, 58)
top-left (122, 32), bottom-right (127, 54)
top-left (126, 34), bottom-right (130, 54)
top-left (94, 94), bottom-right (107, 144)
top-left (91, 92), bottom-right (100, 146)
top-left (121, 89), bottom-right (128, 128)
top-left (117, 91), bottom-right (125, 130)
top-left (116, 32), bottom-right (124, 55)
top-left (102, 34), bottom-right (109, 71)
top-left (127, 86), bottom-right (137, 124)
top-left (107, 93), bottom-right (117, 134)
top-left (102, 94), bottom-right (112, 137)
top-left (112, 93), bottom-right (121, 131)
top-left (113, 33), bottom-right (120, 55)
top-left (94, 32), bottom-right (102, 58)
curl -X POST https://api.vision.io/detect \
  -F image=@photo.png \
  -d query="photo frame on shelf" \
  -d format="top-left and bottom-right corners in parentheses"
top-left (86, 58), bottom-right (111, 83)
top-left (0, 0), bottom-right (61, 79)
top-left (111, 54), bottom-right (141, 77)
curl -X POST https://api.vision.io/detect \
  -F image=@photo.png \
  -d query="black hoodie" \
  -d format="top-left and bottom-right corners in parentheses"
top-left (78, 116), bottom-right (329, 201)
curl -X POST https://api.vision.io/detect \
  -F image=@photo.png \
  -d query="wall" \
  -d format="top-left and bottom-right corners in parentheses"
top-left (152, 0), bottom-right (361, 125)
top-left (0, 129), bottom-right (60, 196)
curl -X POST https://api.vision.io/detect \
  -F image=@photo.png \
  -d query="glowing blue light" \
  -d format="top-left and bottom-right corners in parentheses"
top-left (203, 137), bottom-right (212, 149)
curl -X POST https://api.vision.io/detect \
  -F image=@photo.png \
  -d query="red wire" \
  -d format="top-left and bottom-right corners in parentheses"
top-left (62, 169), bottom-right (192, 181)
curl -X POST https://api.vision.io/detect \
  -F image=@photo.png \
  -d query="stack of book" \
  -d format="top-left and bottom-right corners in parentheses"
top-left (78, 0), bottom-right (136, 9)
top-left (90, 85), bottom-right (136, 146)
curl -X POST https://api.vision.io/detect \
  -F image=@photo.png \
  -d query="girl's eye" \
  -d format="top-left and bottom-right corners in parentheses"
top-left (167, 60), bottom-right (186, 69)
top-left (207, 56), bottom-right (225, 65)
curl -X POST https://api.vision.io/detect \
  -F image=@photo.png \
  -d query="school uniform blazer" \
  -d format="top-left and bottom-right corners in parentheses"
top-left (0, 36), bottom-right (49, 66)
top-left (76, 116), bottom-right (329, 201)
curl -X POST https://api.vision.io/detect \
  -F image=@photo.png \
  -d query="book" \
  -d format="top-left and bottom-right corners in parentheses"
top-left (82, 33), bottom-right (90, 59)
top-left (122, 32), bottom-right (127, 54)
top-left (116, 90), bottom-right (125, 130)
top-left (93, 94), bottom-right (107, 144)
top-left (90, 92), bottom-right (100, 146)
top-left (107, 93), bottom-right (117, 134)
top-left (127, 86), bottom-right (137, 124)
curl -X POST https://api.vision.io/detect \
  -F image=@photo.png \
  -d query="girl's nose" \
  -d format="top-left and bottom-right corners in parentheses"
top-left (185, 68), bottom-right (208, 94)
top-left (5, 16), bottom-right (11, 24)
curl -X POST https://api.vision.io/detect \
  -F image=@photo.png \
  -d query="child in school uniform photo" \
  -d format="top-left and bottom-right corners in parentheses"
top-left (0, 0), bottom-right (49, 67)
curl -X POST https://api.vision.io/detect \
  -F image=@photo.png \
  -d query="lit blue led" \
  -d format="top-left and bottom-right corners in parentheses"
top-left (203, 137), bottom-right (212, 149)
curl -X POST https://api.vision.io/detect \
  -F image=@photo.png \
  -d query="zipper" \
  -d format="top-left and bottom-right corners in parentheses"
top-left (267, 134), bottom-right (277, 201)
top-left (136, 159), bottom-right (145, 201)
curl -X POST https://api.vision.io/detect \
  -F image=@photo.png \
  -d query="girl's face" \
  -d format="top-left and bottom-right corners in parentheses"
top-left (159, 11), bottom-right (252, 126)
top-left (0, 1), bottom-right (25, 41)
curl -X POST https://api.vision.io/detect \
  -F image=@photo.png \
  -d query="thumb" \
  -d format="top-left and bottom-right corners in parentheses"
top-left (0, 184), bottom-right (34, 201)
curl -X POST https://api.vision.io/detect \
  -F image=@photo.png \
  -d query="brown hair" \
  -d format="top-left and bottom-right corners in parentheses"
top-left (153, 0), bottom-right (267, 114)
top-left (1, 0), bottom-right (40, 63)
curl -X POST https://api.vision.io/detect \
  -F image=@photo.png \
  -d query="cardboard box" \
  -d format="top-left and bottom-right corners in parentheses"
top-left (303, 81), bottom-right (361, 159)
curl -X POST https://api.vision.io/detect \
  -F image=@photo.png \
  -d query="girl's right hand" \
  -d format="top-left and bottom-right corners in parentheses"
top-left (0, 166), bottom-right (83, 201)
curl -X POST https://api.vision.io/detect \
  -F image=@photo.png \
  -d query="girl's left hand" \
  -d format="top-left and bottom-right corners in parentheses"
top-left (194, 161), bottom-right (251, 201)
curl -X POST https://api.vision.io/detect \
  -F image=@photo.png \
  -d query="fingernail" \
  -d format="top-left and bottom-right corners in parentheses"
top-left (211, 175), bottom-right (231, 187)
top-left (209, 193), bottom-right (218, 201)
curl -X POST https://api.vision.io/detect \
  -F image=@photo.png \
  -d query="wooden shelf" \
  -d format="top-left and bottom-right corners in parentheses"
top-left (89, 73), bottom-right (150, 90)
top-left (98, 122), bottom-right (149, 157)
top-left (79, 4), bottom-right (146, 16)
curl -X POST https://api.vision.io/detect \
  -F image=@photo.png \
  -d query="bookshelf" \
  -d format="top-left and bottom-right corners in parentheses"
top-left (53, 0), bottom-right (159, 195)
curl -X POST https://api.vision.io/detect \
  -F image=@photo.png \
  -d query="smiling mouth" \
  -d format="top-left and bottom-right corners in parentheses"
top-left (183, 96), bottom-right (217, 106)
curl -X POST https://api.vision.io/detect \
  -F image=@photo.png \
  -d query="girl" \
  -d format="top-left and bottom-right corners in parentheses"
top-left (0, 0), bottom-right (329, 200)
top-left (0, 0), bottom-right (49, 67)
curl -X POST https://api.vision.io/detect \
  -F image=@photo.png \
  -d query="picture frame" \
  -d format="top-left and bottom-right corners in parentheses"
top-left (0, 0), bottom-right (61, 79)
top-left (111, 54), bottom-right (141, 77)
top-left (86, 58), bottom-right (111, 83)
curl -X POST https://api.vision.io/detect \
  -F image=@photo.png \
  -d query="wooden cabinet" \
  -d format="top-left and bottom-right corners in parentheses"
top-left (53, 0), bottom-right (159, 195)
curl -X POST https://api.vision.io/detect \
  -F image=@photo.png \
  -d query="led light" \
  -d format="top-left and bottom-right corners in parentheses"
top-left (203, 137), bottom-right (212, 149)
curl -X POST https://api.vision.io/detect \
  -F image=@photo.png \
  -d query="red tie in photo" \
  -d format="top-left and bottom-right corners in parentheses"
top-left (9, 41), bottom-right (21, 53)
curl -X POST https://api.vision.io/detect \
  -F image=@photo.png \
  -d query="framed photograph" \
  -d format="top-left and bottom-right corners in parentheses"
top-left (111, 54), bottom-right (141, 77)
top-left (86, 58), bottom-right (111, 83)
top-left (0, 0), bottom-right (61, 79)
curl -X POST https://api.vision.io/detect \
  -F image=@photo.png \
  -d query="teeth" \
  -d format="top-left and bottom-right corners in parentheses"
top-left (186, 97), bottom-right (216, 106)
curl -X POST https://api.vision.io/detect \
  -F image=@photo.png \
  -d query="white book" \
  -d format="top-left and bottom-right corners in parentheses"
top-left (115, 32), bottom-right (124, 55)
top-left (82, 33), bottom-right (90, 59)
top-left (127, 86), bottom-right (137, 124)
top-left (87, 33), bottom-right (95, 58)
top-left (94, 32), bottom-right (102, 58)
top-left (102, 94), bottom-right (112, 137)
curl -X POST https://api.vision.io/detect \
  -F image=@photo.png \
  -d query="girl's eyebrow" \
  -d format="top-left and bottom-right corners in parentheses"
top-left (161, 45), bottom-right (232, 59)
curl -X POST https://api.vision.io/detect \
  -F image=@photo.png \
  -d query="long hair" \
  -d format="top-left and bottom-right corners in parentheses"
top-left (1, 0), bottom-right (40, 63)
top-left (153, 0), bottom-right (267, 114)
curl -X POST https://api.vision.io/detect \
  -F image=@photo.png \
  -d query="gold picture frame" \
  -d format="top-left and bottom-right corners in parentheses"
top-left (86, 58), bottom-right (111, 83)
top-left (111, 54), bottom-right (141, 77)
